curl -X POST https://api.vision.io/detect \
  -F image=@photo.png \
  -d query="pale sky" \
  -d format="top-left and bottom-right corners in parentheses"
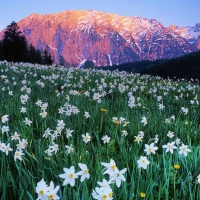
top-left (0, 0), bottom-right (199, 31)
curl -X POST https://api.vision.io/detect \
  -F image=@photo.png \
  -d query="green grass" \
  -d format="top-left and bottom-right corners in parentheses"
top-left (0, 61), bottom-right (200, 200)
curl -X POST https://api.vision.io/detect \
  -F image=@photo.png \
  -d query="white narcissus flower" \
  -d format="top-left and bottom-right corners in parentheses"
top-left (97, 179), bottom-right (113, 188)
top-left (158, 103), bottom-right (165, 110)
top-left (138, 131), bottom-right (144, 138)
top-left (36, 178), bottom-right (49, 200)
top-left (23, 117), bottom-right (32, 126)
top-left (122, 121), bottom-right (130, 127)
top-left (65, 144), bottom-right (74, 155)
top-left (4, 143), bottom-right (13, 155)
top-left (84, 111), bottom-right (90, 119)
top-left (179, 144), bottom-right (191, 156)
top-left (35, 100), bottom-right (43, 107)
top-left (82, 133), bottom-right (91, 143)
top-left (92, 186), bottom-right (113, 200)
top-left (162, 142), bottom-right (177, 154)
top-left (144, 143), bottom-right (158, 155)
top-left (1, 115), bottom-right (9, 123)
top-left (16, 139), bottom-right (28, 150)
top-left (175, 138), bottom-right (181, 145)
top-left (65, 128), bottom-right (74, 139)
top-left (197, 174), bottom-right (200, 184)
top-left (0, 141), bottom-right (5, 152)
top-left (57, 120), bottom-right (65, 129)
top-left (101, 159), bottom-right (118, 177)
top-left (20, 106), bottom-right (26, 113)
top-left (59, 166), bottom-right (78, 187)
top-left (48, 181), bottom-right (60, 200)
top-left (102, 135), bottom-right (111, 144)
top-left (122, 130), bottom-right (128, 136)
top-left (39, 111), bottom-right (47, 118)
top-left (134, 135), bottom-right (143, 144)
top-left (141, 116), bottom-right (147, 126)
top-left (76, 163), bottom-right (90, 182)
top-left (167, 131), bottom-right (174, 138)
top-left (110, 168), bottom-right (127, 188)
top-left (11, 132), bottom-right (20, 141)
top-left (137, 156), bottom-right (150, 169)
top-left (45, 148), bottom-right (53, 157)
top-left (181, 107), bottom-right (188, 115)
top-left (49, 142), bottom-right (59, 154)
top-left (14, 150), bottom-right (24, 161)
top-left (43, 128), bottom-right (52, 138)
top-left (1, 125), bottom-right (9, 134)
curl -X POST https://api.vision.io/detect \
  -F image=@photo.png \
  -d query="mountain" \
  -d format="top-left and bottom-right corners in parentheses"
top-left (0, 10), bottom-right (198, 67)
top-left (169, 23), bottom-right (200, 49)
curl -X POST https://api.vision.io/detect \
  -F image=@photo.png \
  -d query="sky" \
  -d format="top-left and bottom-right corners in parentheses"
top-left (0, 0), bottom-right (199, 31)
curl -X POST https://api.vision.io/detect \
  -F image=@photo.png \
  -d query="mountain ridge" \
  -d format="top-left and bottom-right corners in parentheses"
top-left (169, 23), bottom-right (200, 49)
top-left (0, 10), bottom-right (198, 67)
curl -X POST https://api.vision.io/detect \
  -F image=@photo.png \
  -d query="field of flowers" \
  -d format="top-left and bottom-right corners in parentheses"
top-left (0, 61), bottom-right (199, 200)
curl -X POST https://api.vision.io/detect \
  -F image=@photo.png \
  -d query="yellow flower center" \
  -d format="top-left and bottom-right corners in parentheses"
top-left (69, 173), bottom-right (74, 179)
top-left (148, 147), bottom-right (152, 152)
top-left (49, 194), bottom-right (54, 199)
top-left (39, 190), bottom-right (44, 195)
top-left (84, 169), bottom-right (89, 174)
top-left (111, 165), bottom-right (116, 170)
top-left (102, 194), bottom-right (108, 200)
top-left (109, 192), bottom-right (113, 197)
top-left (114, 120), bottom-right (120, 125)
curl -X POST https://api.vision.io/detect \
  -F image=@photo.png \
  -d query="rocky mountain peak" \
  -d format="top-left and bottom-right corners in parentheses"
top-left (0, 10), bottom-right (198, 67)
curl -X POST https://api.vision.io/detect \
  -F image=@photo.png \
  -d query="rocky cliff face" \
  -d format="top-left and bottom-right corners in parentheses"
top-left (0, 10), bottom-right (198, 67)
top-left (197, 35), bottom-right (200, 49)
top-left (169, 23), bottom-right (200, 49)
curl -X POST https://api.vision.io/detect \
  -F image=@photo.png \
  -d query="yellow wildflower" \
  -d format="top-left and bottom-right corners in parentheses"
top-left (101, 108), bottom-right (107, 112)
top-left (140, 192), bottom-right (146, 198)
top-left (174, 164), bottom-right (180, 170)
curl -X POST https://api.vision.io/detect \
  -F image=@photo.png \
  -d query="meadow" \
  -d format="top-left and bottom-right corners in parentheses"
top-left (0, 60), bottom-right (199, 200)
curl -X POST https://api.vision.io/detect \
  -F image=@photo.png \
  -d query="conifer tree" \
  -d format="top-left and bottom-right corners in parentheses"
top-left (42, 49), bottom-right (52, 65)
top-left (1, 21), bottom-right (28, 62)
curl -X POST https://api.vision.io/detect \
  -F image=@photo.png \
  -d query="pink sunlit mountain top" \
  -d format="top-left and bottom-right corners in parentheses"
top-left (0, 10), bottom-right (198, 67)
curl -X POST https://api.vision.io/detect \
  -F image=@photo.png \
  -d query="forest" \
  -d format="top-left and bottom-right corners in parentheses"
top-left (0, 21), bottom-right (52, 65)
top-left (96, 50), bottom-right (200, 81)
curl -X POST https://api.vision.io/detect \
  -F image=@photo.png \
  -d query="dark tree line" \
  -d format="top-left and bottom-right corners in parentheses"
top-left (97, 51), bottom-right (200, 81)
top-left (0, 21), bottom-right (52, 65)
top-left (140, 51), bottom-right (200, 81)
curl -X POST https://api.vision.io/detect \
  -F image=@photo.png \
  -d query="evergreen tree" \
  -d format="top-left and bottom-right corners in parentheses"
top-left (28, 44), bottom-right (37, 63)
top-left (81, 60), bottom-right (95, 69)
top-left (42, 49), bottom-right (52, 65)
top-left (36, 49), bottom-right (42, 64)
top-left (46, 53), bottom-right (53, 65)
top-left (1, 21), bottom-right (28, 62)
